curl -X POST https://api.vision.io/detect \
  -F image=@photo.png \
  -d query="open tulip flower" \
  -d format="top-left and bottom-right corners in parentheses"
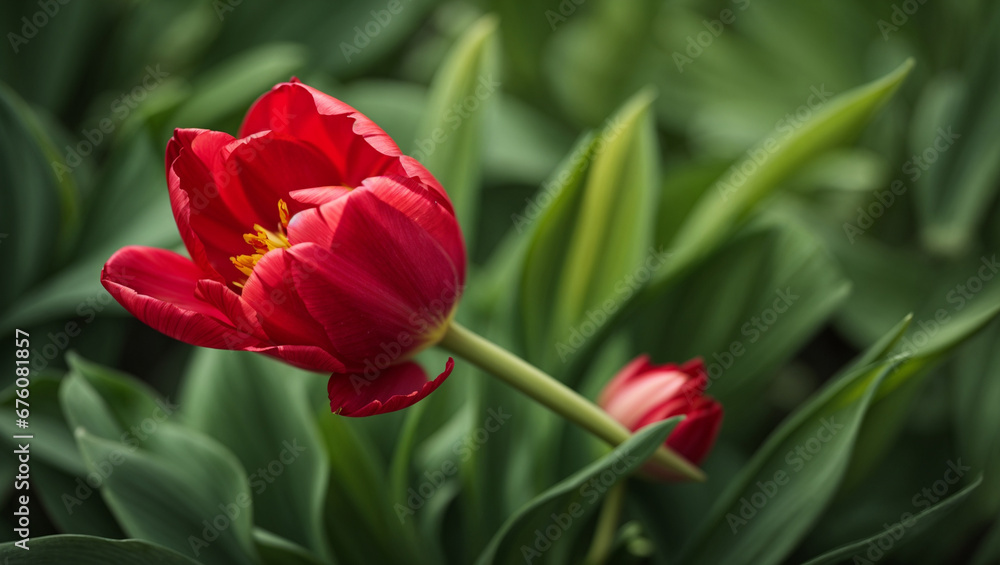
top-left (599, 355), bottom-right (723, 479)
top-left (101, 79), bottom-right (466, 417)
top-left (101, 79), bottom-right (707, 482)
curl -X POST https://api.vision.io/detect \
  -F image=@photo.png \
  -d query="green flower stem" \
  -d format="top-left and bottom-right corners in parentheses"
top-left (438, 321), bottom-right (705, 482)
top-left (583, 481), bottom-right (627, 565)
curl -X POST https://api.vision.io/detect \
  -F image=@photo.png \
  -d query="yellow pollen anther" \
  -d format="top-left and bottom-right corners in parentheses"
top-left (229, 199), bottom-right (292, 287)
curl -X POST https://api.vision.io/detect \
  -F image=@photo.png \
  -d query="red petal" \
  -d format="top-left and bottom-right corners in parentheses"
top-left (239, 248), bottom-right (336, 351)
top-left (664, 399), bottom-right (723, 465)
top-left (328, 359), bottom-right (453, 417)
top-left (165, 128), bottom-right (233, 282)
top-left (289, 186), bottom-right (352, 207)
top-left (597, 355), bottom-right (654, 407)
top-left (287, 189), bottom-right (461, 368)
top-left (238, 82), bottom-right (398, 186)
top-left (397, 155), bottom-right (455, 215)
top-left (287, 176), bottom-right (466, 286)
top-left (221, 132), bottom-right (344, 221)
top-left (248, 344), bottom-right (345, 373)
top-left (194, 279), bottom-right (269, 347)
top-left (604, 370), bottom-right (690, 430)
top-left (168, 128), bottom-right (260, 284)
top-left (101, 246), bottom-right (258, 349)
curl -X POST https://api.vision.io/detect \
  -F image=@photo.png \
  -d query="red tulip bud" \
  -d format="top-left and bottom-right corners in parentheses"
top-left (598, 355), bottom-right (723, 480)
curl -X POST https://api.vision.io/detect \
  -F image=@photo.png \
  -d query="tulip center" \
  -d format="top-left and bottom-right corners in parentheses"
top-left (230, 199), bottom-right (291, 288)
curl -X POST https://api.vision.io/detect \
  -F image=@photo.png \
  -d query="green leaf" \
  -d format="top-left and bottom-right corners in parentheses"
top-left (0, 130), bottom-right (177, 331)
top-left (634, 208), bottom-right (851, 402)
top-left (476, 417), bottom-right (681, 565)
top-left (518, 89), bottom-right (660, 371)
top-left (655, 160), bottom-right (730, 249)
top-left (801, 476), bottom-right (983, 565)
top-left (254, 528), bottom-right (327, 565)
top-left (0, 83), bottom-right (78, 309)
top-left (550, 89), bottom-right (659, 355)
top-left (59, 372), bottom-right (126, 442)
top-left (0, 375), bottom-right (85, 475)
top-left (516, 131), bottom-right (597, 362)
top-left (658, 59), bottom-right (914, 291)
top-left (411, 14), bottom-right (499, 246)
top-left (31, 461), bottom-right (125, 539)
top-left (74, 425), bottom-right (258, 565)
top-left (560, 61), bottom-right (913, 382)
top-left (180, 349), bottom-right (330, 561)
top-left (914, 9), bottom-right (1000, 255)
top-left (0, 534), bottom-right (202, 564)
top-left (681, 299), bottom-right (1000, 565)
top-left (952, 318), bottom-right (1000, 517)
top-left (67, 352), bottom-right (172, 432)
top-left (678, 359), bottom-right (895, 565)
top-left (832, 272), bottom-right (1000, 486)
top-left (319, 411), bottom-right (419, 565)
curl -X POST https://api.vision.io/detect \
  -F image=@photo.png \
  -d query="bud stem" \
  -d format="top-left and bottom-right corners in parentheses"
top-left (437, 321), bottom-right (705, 482)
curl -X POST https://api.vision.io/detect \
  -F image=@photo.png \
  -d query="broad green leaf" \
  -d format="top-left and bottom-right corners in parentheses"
top-left (74, 425), bottom-right (258, 565)
top-left (476, 417), bottom-right (680, 565)
top-left (0, 534), bottom-right (202, 564)
top-left (411, 14), bottom-right (498, 245)
top-left (319, 411), bottom-right (420, 565)
top-left (254, 528), bottom-right (327, 565)
top-left (655, 160), bottom-right (730, 249)
top-left (31, 461), bottom-right (125, 539)
top-left (1, 1), bottom-right (120, 114)
top-left (681, 300), bottom-right (1000, 565)
top-left (810, 216), bottom-right (941, 347)
top-left (952, 318), bottom-right (1000, 518)
top-left (59, 372), bottom-right (126, 442)
top-left (784, 149), bottom-right (889, 194)
top-left (180, 349), bottom-right (331, 561)
top-left (633, 209), bottom-right (851, 402)
top-left (0, 376), bottom-right (84, 475)
top-left (0, 130), bottom-right (177, 332)
top-left (516, 131), bottom-right (597, 362)
top-left (915, 10), bottom-right (1000, 255)
top-left (651, 2), bottom-right (867, 152)
top-left (678, 360), bottom-right (895, 565)
top-left (803, 252), bottom-right (1000, 489)
top-left (518, 90), bottom-right (659, 371)
top-left (0, 83), bottom-right (78, 309)
top-left (658, 59), bottom-right (913, 291)
top-left (801, 476), bottom-right (983, 565)
top-left (561, 61), bottom-right (912, 381)
top-left (67, 352), bottom-right (173, 432)
top-left (551, 89), bottom-right (659, 360)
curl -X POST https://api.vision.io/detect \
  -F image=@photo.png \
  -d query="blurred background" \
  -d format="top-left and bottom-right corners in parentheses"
top-left (1, 0), bottom-right (999, 564)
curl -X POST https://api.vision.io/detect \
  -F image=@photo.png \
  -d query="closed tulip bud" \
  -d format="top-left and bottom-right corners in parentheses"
top-left (599, 355), bottom-right (723, 480)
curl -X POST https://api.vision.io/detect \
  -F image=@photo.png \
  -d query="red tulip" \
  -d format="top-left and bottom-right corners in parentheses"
top-left (598, 355), bottom-right (722, 479)
top-left (101, 79), bottom-right (466, 417)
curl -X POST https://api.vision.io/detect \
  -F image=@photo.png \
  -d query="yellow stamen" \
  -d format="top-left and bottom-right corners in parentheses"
top-left (229, 199), bottom-right (292, 287)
